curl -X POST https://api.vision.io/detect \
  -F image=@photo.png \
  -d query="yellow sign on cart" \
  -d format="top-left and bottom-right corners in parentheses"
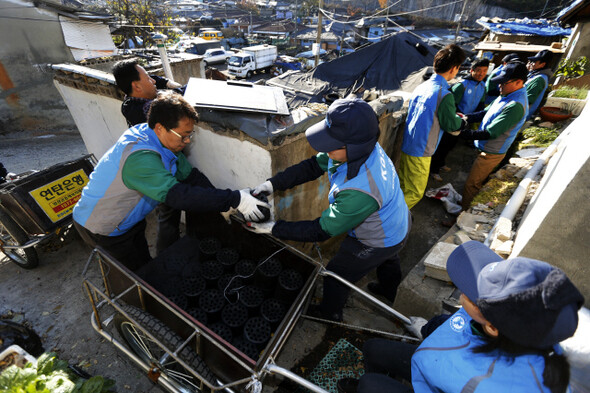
top-left (29, 169), bottom-right (90, 223)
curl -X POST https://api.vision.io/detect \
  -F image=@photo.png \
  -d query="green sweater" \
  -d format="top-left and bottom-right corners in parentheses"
top-left (438, 93), bottom-right (463, 133)
top-left (122, 150), bottom-right (193, 202)
top-left (315, 153), bottom-right (379, 237)
top-left (484, 100), bottom-right (526, 140)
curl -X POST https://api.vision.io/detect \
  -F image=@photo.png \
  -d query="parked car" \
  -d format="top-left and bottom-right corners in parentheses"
top-left (202, 47), bottom-right (235, 66)
top-left (199, 29), bottom-right (224, 41)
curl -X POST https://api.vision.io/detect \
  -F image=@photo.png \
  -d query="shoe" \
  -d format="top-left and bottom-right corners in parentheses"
top-left (306, 304), bottom-right (342, 322)
top-left (431, 173), bottom-right (443, 181)
top-left (367, 282), bottom-right (395, 302)
top-left (337, 378), bottom-right (360, 393)
top-left (440, 165), bottom-right (452, 172)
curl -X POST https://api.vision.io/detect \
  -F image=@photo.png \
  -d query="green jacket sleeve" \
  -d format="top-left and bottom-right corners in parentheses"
top-left (122, 150), bottom-right (184, 202)
top-left (485, 101), bottom-right (526, 140)
top-left (175, 153), bottom-right (193, 181)
top-left (438, 93), bottom-right (463, 132)
top-left (318, 189), bottom-right (379, 237)
top-left (450, 83), bottom-right (465, 109)
top-left (526, 77), bottom-right (546, 105)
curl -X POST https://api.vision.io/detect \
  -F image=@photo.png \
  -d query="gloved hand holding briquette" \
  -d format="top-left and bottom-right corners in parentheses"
top-left (236, 189), bottom-right (271, 222)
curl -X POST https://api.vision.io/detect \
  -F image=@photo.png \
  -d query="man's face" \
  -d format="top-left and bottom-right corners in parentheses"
top-left (327, 147), bottom-right (347, 162)
top-left (527, 60), bottom-right (546, 72)
top-left (460, 294), bottom-right (488, 325)
top-left (449, 65), bottom-right (460, 80)
top-left (471, 66), bottom-right (489, 82)
top-left (155, 117), bottom-right (195, 153)
top-left (499, 78), bottom-right (523, 95)
top-left (132, 65), bottom-right (157, 99)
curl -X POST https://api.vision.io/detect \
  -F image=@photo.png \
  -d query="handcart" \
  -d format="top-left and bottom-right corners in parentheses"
top-left (82, 218), bottom-right (417, 393)
top-left (0, 155), bottom-right (95, 269)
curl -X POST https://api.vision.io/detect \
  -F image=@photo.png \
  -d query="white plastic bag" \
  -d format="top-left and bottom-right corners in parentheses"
top-left (560, 307), bottom-right (590, 393)
top-left (425, 183), bottom-right (463, 214)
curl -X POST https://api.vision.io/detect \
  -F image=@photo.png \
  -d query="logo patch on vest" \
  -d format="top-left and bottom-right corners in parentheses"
top-left (449, 314), bottom-right (467, 332)
top-left (467, 89), bottom-right (472, 94)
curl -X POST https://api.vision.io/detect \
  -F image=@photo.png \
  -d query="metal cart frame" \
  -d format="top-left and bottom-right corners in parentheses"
top-left (82, 221), bottom-right (415, 393)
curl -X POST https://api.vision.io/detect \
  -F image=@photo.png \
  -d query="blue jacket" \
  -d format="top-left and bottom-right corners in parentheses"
top-left (73, 124), bottom-right (178, 236)
top-left (412, 308), bottom-right (554, 393)
top-left (475, 87), bottom-right (528, 154)
top-left (457, 77), bottom-right (486, 114)
top-left (328, 143), bottom-right (409, 247)
top-left (402, 74), bottom-right (451, 157)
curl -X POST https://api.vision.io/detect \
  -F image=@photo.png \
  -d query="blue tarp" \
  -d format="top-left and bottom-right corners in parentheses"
top-left (477, 17), bottom-right (571, 36)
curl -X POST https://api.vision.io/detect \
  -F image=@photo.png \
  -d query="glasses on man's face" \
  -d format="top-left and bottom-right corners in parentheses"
top-left (500, 79), bottom-right (517, 86)
top-left (168, 127), bottom-right (195, 143)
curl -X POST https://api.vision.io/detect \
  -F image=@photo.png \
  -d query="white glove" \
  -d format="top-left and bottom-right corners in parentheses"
top-left (252, 180), bottom-right (273, 196)
top-left (167, 80), bottom-right (182, 89)
top-left (405, 316), bottom-right (428, 340)
top-left (220, 207), bottom-right (237, 224)
top-left (244, 221), bottom-right (275, 235)
top-left (237, 189), bottom-right (271, 222)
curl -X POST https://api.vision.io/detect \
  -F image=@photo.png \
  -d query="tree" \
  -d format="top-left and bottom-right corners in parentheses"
top-left (108, 0), bottom-right (172, 48)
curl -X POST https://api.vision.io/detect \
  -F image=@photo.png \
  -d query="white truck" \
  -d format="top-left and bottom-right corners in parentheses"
top-left (227, 45), bottom-right (278, 79)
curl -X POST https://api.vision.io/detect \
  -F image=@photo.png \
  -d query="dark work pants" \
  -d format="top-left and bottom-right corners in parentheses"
top-left (73, 219), bottom-right (151, 271)
top-left (320, 217), bottom-right (411, 320)
top-left (358, 339), bottom-right (416, 393)
top-left (430, 131), bottom-right (459, 174)
top-left (156, 204), bottom-right (181, 255)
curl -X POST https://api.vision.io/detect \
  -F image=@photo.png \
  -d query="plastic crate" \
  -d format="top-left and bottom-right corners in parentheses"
top-left (0, 155), bottom-right (95, 234)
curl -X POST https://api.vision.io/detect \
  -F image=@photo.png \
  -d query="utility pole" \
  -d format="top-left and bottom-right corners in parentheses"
top-left (314, 0), bottom-right (323, 67)
top-left (454, 0), bottom-right (467, 43)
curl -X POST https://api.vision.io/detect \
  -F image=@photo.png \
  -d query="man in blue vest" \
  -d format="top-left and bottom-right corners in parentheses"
top-left (485, 53), bottom-right (520, 105)
top-left (526, 49), bottom-right (553, 120)
top-left (246, 98), bottom-right (411, 322)
top-left (336, 241), bottom-right (583, 393)
top-left (73, 92), bottom-right (269, 271)
top-left (398, 44), bottom-right (468, 209)
top-left (460, 61), bottom-right (529, 210)
top-left (113, 59), bottom-right (188, 254)
top-left (430, 58), bottom-right (490, 181)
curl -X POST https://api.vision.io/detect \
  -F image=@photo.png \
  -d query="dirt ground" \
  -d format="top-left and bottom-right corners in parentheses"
top-left (0, 130), bottom-right (478, 392)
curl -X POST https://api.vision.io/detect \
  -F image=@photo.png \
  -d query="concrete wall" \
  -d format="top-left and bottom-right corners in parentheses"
top-left (0, 0), bottom-right (78, 134)
top-left (512, 103), bottom-right (590, 307)
top-left (563, 23), bottom-right (590, 66)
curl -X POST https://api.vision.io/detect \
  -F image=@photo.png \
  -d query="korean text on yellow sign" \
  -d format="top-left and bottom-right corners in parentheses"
top-left (29, 169), bottom-right (89, 223)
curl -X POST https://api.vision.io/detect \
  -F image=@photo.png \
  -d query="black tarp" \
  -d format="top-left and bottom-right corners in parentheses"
top-left (266, 32), bottom-right (438, 108)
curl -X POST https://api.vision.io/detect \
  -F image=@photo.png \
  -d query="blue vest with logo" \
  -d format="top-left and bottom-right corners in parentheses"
top-left (402, 74), bottom-right (451, 157)
top-left (525, 72), bottom-right (549, 118)
top-left (73, 124), bottom-right (178, 236)
top-left (412, 308), bottom-right (554, 393)
top-left (327, 143), bottom-right (409, 248)
top-left (457, 78), bottom-right (486, 114)
top-left (475, 87), bottom-right (528, 154)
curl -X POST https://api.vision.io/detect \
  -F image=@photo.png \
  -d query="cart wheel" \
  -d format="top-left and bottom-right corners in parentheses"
top-left (0, 208), bottom-right (39, 269)
top-left (114, 305), bottom-right (217, 392)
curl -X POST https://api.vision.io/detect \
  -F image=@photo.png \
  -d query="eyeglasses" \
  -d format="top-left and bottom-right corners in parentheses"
top-left (500, 79), bottom-right (518, 86)
top-left (167, 127), bottom-right (195, 143)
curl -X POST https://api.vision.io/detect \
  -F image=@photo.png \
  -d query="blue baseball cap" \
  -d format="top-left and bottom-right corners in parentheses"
top-left (501, 53), bottom-right (520, 63)
top-left (490, 61), bottom-right (528, 85)
top-left (528, 49), bottom-right (553, 64)
top-left (447, 241), bottom-right (584, 349)
top-left (305, 98), bottom-right (379, 153)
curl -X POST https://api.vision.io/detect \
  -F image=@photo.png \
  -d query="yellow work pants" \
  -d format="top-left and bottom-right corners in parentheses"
top-left (398, 152), bottom-right (431, 210)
